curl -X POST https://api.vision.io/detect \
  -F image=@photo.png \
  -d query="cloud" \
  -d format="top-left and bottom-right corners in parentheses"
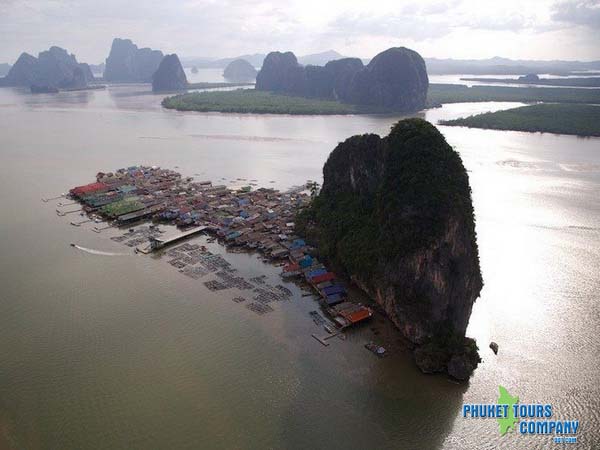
top-left (0, 0), bottom-right (598, 63)
top-left (552, 0), bottom-right (600, 29)
top-left (328, 12), bottom-right (453, 41)
top-left (464, 15), bottom-right (530, 31)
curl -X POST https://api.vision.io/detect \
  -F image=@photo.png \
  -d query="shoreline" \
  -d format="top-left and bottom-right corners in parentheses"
top-left (159, 84), bottom-right (600, 116)
top-left (440, 103), bottom-right (600, 137)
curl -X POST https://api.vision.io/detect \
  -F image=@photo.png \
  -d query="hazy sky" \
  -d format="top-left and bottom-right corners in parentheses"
top-left (1, 0), bottom-right (599, 64)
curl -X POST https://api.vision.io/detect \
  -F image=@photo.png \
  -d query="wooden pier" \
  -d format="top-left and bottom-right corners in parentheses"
top-left (311, 330), bottom-right (341, 347)
top-left (137, 226), bottom-right (208, 253)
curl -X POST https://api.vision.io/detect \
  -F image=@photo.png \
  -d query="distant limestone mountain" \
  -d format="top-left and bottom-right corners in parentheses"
top-left (425, 56), bottom-right (600, 75)
top-left (346, 47), bottom-right (429, 112)
top-left (255, 52), bottom-right (305, 94)
top-left (0, 63), bottom-right (11, 77)
top-left (89, 63), bottom-right (105, 75)
top-left (256, 47), bottom-right (428, 112)
top-left (104, 38), bottom-right (163, 83)
top-left (297, 50), bottom-right (347, 66)
top-left (1, 46), bottom-right (94, 88)
top-left (223, 59), bottom-right (257, 82)
top-left (152, 54), bottom-right (188, 92)
top-left (78, 63), bottom-right (95, 83)
top-left (182, 53), bottom-right (265, 69)
top-left (182, 50), bottom-right (349, 70)
top-left (2, 53), bottom-right (38, 86)
top-left (325, 58), bottom-right (365, 101)
top-left (181, 52), bottom-right (600, 76)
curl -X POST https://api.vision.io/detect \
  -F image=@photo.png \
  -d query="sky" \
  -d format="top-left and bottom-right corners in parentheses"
top-left (0, 0), bottom-right (599, 64)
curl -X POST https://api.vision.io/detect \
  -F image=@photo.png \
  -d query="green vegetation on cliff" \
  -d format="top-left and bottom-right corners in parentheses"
top-left (297, 118), bottom-right (477, 277)
top-left (440, 103), bottom-right (600, 137)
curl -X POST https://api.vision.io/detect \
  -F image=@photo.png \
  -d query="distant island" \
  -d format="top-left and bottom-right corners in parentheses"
top-left (425, 56), bottom-right (600, 75)
top-left (160, 83), bottom-right (600, 115)
top-left (297, 118), bottom-right (483, 380)
top-left (256, 47), bottom-right (428, 112)
top-left (160, 48), bottom-right (600, 116)
top-left (181, 52), bottom-right (600, 75)
top-left (161, 90), bottom-right (367, 114)
top-left (150, 53), bottom-right (253, 92)
top-left (163, 46), bottom-right (429, 114)
top-left (0, 46), bottom-right (96, 90)
top-left (440, 104), bottom-right (600, 137)
top-left (152, 54), bottom-right (188, 92)
top-left (427, 84), bottom-right (600, 106)
top-left (460, 76), bottom-right (600, 88)
top-left (182, 50), bottom-right (349, 70)
top-left (223, 59), bottom-right (257, 82)
top-left (104, 38), bottom-right (164, 83)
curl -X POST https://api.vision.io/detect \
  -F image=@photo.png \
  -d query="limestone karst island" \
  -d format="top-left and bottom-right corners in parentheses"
top-left (1, 1), bottom-right (599, 449)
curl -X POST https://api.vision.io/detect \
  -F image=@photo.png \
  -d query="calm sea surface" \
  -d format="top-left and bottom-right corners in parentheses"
top-left (0, 82), bottom-right (598, 449)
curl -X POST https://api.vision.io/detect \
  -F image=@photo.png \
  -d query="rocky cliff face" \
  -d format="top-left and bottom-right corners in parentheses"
top-left (223, 59), bottom-right (258, 82)
top-left (255, 47), bottom-right (428, 111)
top-left (256, 51), bottom-right (307, 95)
top-left (104, 38), bottom-right (163, 82)
top-left (152, 54), bottom-right (188, 92)
top-left (298, 119), bottom-right (482, 379)
top-left (2, 53), bottom-right (38, 86)
top-left (2, 47), bottom-right (93, 88)
top-left (347, 47), bottom-right (428, 112)
top-left (324, 58), bottom-right (364, 101)
top-left (78, 63), bottom-right (95, 83)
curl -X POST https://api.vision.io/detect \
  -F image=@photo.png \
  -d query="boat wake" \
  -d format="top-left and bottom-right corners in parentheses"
top-left (71, 244), bottom-right (130, 256)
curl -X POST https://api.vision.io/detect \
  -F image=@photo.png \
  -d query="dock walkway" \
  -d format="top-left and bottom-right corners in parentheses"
top-left (137, 226), bottom-right (208, 253)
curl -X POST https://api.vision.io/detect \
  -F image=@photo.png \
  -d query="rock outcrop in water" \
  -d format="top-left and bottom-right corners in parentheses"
top-left (2, 53), bottom-right (38, 86)
top-left (518, 73), bottom-right (539, 82)
top-left (346, 47), bottom-right (429, 112)
top-left (1, 47), bottom-right (94, 88)
top-left (152, 54), bottom-right (188, 92)
top-left (104, 38), bottom-right (163, 83)
top-left (223, 59), bottom-right (258, 82)
top-left (255, 47), bottom-right (428, 112)
top-left (255, 51), bottom-right (306, 95)
top-left (297, 119), bottom-right (483, 380)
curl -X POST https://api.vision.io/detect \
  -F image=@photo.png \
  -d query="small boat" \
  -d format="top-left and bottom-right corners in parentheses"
top-left (365, 342), bottom-right (386, 357)
top-left (70, 243), bottom-right (76, 247)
